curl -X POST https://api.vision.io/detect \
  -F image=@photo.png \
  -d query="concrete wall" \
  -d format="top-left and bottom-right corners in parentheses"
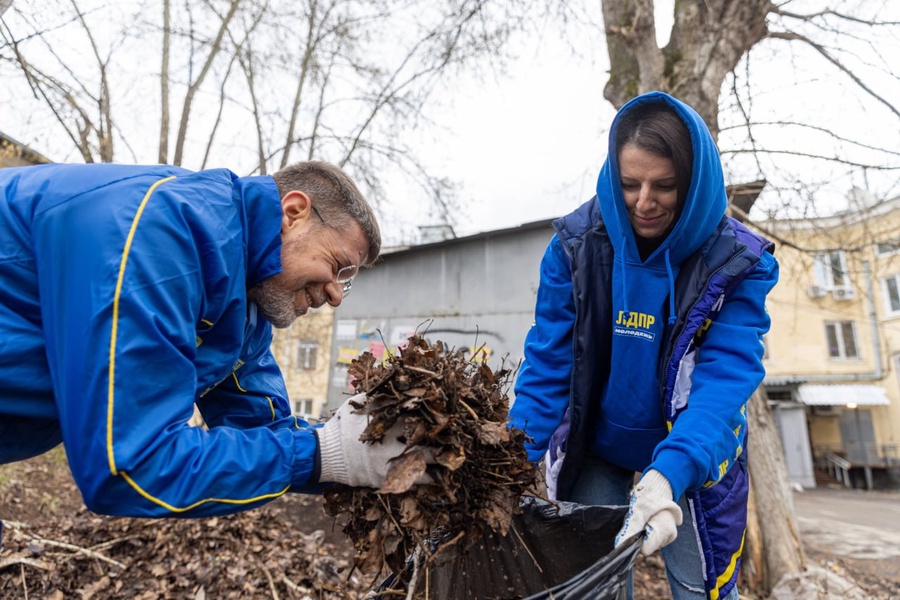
top-left (326, 220), bottom-right (555, 411)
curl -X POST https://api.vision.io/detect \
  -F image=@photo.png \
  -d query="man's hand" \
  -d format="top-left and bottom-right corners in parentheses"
top-left (614, 469), bottom-right (682, 556)
top-left (315, 394), bottom-right (415, 489)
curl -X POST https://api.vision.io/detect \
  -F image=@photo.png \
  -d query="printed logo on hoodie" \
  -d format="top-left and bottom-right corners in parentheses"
top-left (614, 310), bottom-right (657, 342)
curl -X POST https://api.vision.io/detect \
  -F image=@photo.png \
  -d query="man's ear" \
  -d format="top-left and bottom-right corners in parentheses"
top-left (281, 190), bottom-right (313, 231)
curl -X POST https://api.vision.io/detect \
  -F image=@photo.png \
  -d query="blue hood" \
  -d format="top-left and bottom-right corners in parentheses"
top-left (597, 91), bottom-right (727, 266)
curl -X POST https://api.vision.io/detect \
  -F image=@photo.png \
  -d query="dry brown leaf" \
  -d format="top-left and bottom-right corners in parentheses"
top-left (378, 449), bottom-right (428, 495)
top-left (434, 446), bottom-right (466, 471)
top-left (477, 421), bottom-right (510, 445)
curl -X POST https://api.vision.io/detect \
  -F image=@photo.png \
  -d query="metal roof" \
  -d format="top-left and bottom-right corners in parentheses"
top-left (796, 384), bottom-right (890, 407)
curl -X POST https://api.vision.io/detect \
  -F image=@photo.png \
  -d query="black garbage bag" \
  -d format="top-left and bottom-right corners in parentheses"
top-left (374, 496), bottom-right (642, 600)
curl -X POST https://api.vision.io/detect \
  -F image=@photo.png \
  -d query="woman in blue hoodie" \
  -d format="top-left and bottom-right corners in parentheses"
top-left (509, 92), bottom-right (778, 600)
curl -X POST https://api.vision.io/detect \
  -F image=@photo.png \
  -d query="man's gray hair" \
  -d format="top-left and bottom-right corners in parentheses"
top-left (272, 161), bottom-right (381, 265)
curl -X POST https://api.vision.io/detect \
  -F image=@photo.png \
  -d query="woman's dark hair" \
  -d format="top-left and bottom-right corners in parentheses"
top-left (614, 102), bottom-right (694, 206)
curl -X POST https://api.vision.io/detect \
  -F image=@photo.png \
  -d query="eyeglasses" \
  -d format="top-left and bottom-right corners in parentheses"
top-left (311, 205), bottom-right (359, 297)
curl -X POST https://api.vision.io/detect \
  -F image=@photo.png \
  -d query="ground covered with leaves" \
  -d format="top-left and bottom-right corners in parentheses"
top-left (4, 450), bottom-right (900, 598)
top-left (1, 448), bottom-right (673, 599)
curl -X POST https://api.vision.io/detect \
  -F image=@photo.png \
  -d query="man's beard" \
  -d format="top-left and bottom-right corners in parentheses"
top-left (250, 277), bottom-right (301, 329)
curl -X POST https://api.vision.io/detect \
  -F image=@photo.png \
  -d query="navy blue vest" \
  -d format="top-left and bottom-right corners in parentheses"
top-left (551, 196), bottom-right (773, 599)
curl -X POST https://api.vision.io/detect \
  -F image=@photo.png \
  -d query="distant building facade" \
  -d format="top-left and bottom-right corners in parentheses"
top-left (0, 132), bottom-right (51, 167)
top-left (761, 190), bottom-right (900, 489)
top-left (270, 306), bottom-right (334, 423)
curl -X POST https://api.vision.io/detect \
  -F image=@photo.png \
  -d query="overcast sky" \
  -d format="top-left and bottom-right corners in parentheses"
top-left (389, 0), bottom-right (900, 241)
top-left (3, 0), bottom-right (897, 245)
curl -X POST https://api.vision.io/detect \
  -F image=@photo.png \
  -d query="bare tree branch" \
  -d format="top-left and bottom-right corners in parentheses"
top-left (200, 49), bottom-right (240, 170)
top-left (159, 0), bottom-right (170, 163)
top-left (773, 7), bottom-right (900, 27)
top-left (722, 148), bottom-right (900, 170)
top-left (719, 120), bottom-right (900, 158)
top-left (69, 0), bottom-right (113, 161)
top-left (172, 0), bottom-right (241, 166)
top-left (238, 45), bottom-right (266, 174)
top-left (767, 30), bottom-right (900, 119)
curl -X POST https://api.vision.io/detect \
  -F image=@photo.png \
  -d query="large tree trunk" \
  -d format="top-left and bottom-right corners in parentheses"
top-left (743, 388), bottom-right (806, 592)
top-left (601, 0), bottom-right (769, 133)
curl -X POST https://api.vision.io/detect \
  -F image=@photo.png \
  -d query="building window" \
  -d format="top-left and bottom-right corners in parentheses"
top-left (766, 389), bottom-right (793, 402)
top-left (825, 321), bottom-right (859, 359)
top-left (297, 340), bottom-right (318, 371)
top-left (294, 398), bottom-right (314, 417)
top-left (876, 238), bottom-right (900, 257)
top-left (883, 274), bottom-right (900, 315)
top-left (813, 251), bottom-right (849, 288)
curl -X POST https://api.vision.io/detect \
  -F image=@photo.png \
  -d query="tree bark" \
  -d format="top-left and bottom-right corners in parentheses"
top-left (601, 0), bottom-right (769, 134)
top-left (743, 388), bottom-right (806, 592)
top-left (158, 0), bottom-right (170, 164)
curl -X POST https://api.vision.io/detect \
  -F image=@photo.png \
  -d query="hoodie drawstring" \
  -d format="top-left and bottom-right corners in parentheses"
top-left (664, 248), bottom-right (677, 325)
top-left (619, 237), bottom-right (630, 318)
top-left (620, 237), bottom-right (677, 325)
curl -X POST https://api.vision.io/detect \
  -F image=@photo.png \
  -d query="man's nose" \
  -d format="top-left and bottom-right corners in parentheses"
top-left (324, 281), bottom-right (343, 307)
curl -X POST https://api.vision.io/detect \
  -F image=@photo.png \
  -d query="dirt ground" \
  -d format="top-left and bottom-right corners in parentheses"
top-left (1, 449), bottom-right (897, 599)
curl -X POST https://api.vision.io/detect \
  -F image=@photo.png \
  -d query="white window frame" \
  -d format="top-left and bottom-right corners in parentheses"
top-left (297, 340), bottom-right (318, 371)
top-left (882, 273), bottom-right (900, 316)
top-left (875, 238), bottom-right (900, 258)
top-left (813, 251), bottom-right (849, 289)
top-left (824, 321), bottom-right (860, 360)
top-left (293, 398), bottom-right (314, 418)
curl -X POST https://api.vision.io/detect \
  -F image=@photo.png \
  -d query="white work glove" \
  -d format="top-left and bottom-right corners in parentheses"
top-left (315, 394), bottom-right (418, 489)
top-left (614, 469), bottom-right (683, 556)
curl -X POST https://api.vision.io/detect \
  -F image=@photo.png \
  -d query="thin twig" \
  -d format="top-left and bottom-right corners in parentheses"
top-left (21, 563), bottom-right (28, 600)
top-left (404, 550), bottom-right (420, 600)
top-left (456, 398), bottom-right (480, 421)
top-left (257, 558), bottom-right (280, 600)
top-left (281, 575), bottom-right (302, 598)
top-left (0, 557), bottom-right (51, 572)
top-left (426, 530), bottom-right (465, 565)
top-left (23, 534), bottom-right (126, 569)
top-left (86, 535), bottom-right (140, 553)
top-left (511, 524), bottom-right (543, 574)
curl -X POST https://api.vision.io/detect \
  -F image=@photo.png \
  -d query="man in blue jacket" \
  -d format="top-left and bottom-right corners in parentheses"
top-left (0, 161), bottom-right (406, 541)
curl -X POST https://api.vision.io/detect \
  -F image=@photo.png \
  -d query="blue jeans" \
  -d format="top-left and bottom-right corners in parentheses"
top-left (568, 455), bottom-right (739, 600)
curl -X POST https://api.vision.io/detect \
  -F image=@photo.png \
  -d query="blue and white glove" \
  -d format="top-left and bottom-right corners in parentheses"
top-left (615, 469), bottom-right (683, 556)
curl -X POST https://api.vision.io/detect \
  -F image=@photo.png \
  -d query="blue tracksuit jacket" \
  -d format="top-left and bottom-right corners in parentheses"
top-left (509, 92), bottom-right (779, 599)
top-left (0, 164), bottom-right (319, 517)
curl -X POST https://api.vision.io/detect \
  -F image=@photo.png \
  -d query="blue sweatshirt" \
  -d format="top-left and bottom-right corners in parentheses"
top-left (510, 92), bottom-right (777, 500)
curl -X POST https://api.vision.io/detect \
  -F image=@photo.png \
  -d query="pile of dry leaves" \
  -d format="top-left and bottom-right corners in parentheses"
top-left (323, 335), bottom-right (540, 594)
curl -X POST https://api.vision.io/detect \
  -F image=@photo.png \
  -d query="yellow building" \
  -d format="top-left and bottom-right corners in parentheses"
top-left (760, 190), bottom-right (900, 489)
top-left (0, 132), bottom-right (51, 167)
top-left (269, 305), bottom-right (335, 423)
